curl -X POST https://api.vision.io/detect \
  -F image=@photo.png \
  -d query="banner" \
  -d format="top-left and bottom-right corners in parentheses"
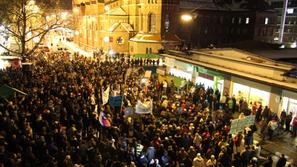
top-left (102, 86), bottom-right (110, 105)
top-left (135, 99), bottom-right (153, 114)
top-left (229, 115), bottom-right (256, 134)
top-left (99, 111), bottom-right (111, 127)
top-left (109, 95), bottom-right (123, 107)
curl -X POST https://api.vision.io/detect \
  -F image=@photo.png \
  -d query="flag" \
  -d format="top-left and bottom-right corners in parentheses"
top-left (99, 111), bottom-right (111, 127)
top-left (0, 84), bottom-right (27, 98)
top-left (135, 99), bottom-right (153, 114)
top-left (102, 86), bottom-right (110, 105)
top-left (109, 95), bottom-right (123, 107)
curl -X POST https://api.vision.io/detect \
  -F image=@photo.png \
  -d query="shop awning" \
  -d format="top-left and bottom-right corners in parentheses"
top-left (133, 54), bottom-right (160, 59)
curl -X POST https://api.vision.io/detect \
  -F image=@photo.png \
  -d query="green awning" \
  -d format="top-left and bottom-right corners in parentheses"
top-left (133, 54), bottom-right (160, 59)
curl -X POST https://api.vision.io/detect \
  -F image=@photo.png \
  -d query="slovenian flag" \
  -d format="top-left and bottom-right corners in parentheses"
top-left (99, 111), bottom-right (111, 127)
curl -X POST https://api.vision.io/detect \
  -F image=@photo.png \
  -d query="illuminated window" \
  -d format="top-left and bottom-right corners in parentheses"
top-left (238, 17), bottom-right (242, 24)
top-left (265, 17), bottom-right (269, 25)
top-left (232, 17), bottom-right (235, 24)
top-left (287, 8), bottom-right (294, 14)
top-left (246, 17), bottom-right (250, 24)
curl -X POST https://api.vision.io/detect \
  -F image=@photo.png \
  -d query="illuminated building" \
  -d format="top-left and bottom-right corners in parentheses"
top-left (72, 0), bottom-right (181, 55)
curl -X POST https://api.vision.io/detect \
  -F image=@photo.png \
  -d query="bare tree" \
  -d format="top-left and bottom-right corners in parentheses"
top-left (0, 0), bottom-right (65, 60)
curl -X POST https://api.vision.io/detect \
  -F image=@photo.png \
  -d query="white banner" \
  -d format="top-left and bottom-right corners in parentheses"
top-left (135, 99), bottom-right (153, 114)
top-left (102, 86), bottom-right (110, 105)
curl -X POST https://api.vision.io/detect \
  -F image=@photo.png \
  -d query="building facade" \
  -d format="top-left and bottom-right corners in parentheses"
top-left (163, 48), bottom-right (297, 116)
top-left (72, 0), bottom-right (180, 55)
top-left (177, 8), bottom-right (278, 48)
top-left (271, 0), bottom-right (297, 46)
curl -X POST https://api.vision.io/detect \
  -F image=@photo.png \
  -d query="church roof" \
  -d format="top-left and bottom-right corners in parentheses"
top-left (109, 22), bottom-right (134, 32)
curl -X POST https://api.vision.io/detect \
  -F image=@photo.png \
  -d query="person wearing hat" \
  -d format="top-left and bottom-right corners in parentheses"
top-left (192, 153), bottom-right (206, 167)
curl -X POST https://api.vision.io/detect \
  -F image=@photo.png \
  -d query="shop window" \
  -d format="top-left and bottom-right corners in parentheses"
top-left (148, 13), bottom-right (156, 32)
top-left (232, 83), bottom-right (270, 106)
top-left (282, 97), bottom-right (297, 120)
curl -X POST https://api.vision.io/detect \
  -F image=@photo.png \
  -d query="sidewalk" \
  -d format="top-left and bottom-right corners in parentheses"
top-left (232, 112), bottom-right (297, 166)
top-left (254, 131), bottom-right (297, 166)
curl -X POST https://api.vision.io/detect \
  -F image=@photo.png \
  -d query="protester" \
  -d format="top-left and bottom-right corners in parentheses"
top-left (0, 50), bottom-right (291, 167)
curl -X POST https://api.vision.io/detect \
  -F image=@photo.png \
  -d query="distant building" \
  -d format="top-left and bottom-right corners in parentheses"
top-left (72, 0), bottom-right (181, 55)
top-left (177, 0), bottom-right (278, 48)
top-left (271, 0), bottom-right (297, 46)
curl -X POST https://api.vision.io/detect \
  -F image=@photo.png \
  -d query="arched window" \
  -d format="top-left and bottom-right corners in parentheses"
top-left (148, 13), bottom-right (156, 33)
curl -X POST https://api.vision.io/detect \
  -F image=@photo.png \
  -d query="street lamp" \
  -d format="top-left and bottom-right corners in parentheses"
top-left (181, 14), bottom-right (193, 23)
top-left (180, 13), bottom-right (197, 51)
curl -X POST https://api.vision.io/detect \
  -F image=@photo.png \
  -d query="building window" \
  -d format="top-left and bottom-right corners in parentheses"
top-left (148, 13), bottom-right (156, 32)
top-left (141, 14), bottom-right (143, 31)
top-left (232, 17), bottom-right (235, 24)
top-left (246, 17), bottom-right (250, 24)
top-left (165, 14), bottom-right (170, 32)
top-left (265, 17), bottom-right (269, 25)
top-left (238, 17), bottom-right (242, 24)
top-left (287, 8), bottom-right (294, 14)
top-left (117, 37), bottom-right (124, 44)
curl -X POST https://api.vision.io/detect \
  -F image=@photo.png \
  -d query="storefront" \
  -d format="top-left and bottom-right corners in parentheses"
top-left (231, 76), bottom-right (271, 106)
top-left (169, 68), bottom-right (192, 81)
top-left (281, 90), bottom-right (297, 118)
top-left (194, 66), bottom-right (225, 93)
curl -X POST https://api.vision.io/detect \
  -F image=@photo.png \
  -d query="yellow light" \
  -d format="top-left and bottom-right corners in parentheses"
top-left (61, 12), bottom-right (68, 20)
top-left (104, 6), bottom-right (110, 11)
top-left (73, 8), bottom-right (79, 13)
top-left (181, 14), bottom-right (193, 22)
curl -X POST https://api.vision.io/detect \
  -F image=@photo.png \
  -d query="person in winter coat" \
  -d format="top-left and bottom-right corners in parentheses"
top-left (192, 153), bottom-right (206, 167)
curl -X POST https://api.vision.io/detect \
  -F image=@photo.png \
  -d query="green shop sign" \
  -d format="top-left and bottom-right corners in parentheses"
top-left (194, 66), bottom-right (225, 78)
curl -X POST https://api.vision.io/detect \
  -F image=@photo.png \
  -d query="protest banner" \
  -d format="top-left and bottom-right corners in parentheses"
top-left (109, 95), bottom-right (123, 107)
top-left (135, 99), bottom-right (153, 114)
top-left (102, 86), bottom-right (110, 105)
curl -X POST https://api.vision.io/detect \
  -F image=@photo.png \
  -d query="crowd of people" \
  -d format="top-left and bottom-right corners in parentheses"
top-left (0, 51), bottom-right (295, 167)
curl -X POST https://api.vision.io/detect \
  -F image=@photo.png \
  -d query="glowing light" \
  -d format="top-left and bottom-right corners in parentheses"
top-left (108, 49), bottom-right (114, 55)
top-left (181, 14), bottom-right (193, 22)
top-left (33, 36), bottom-right (40, 43)
top-left (104, 6), bottom-right (110, 11)
top-left (73, 7), bottom-right (79, 13)
top-left (75, 31), bottom-right (79, 35)
top-left (61, 12), bottom-right (68, 20)
top-left (290, 42), bottom-right (296, 48)
top-left (103, 36), bottom-right (109, 43)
